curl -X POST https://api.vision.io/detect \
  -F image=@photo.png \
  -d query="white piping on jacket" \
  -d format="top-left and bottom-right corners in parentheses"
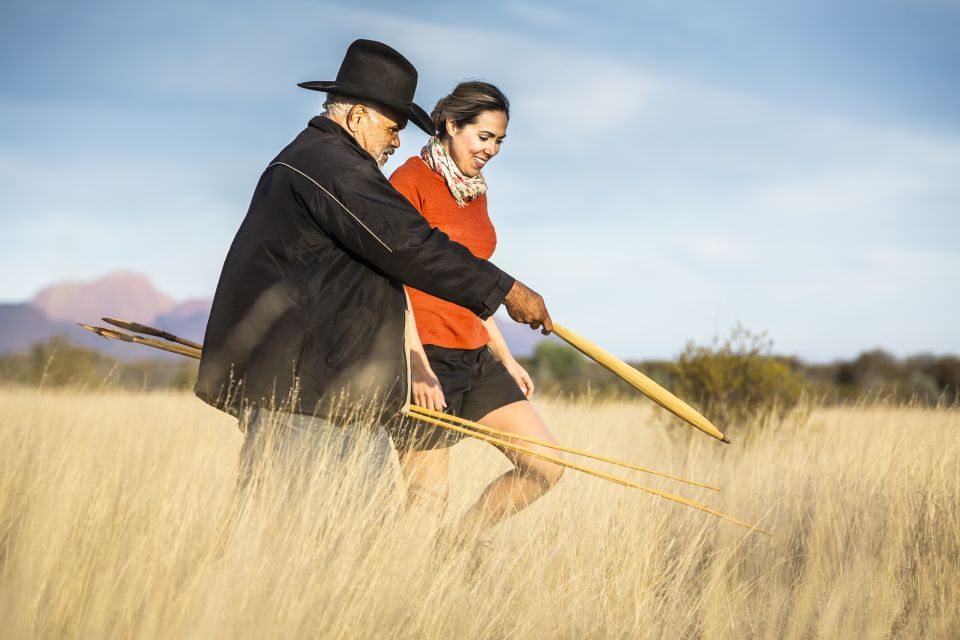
top-left (402, 288), bottom-right (413, 411)
top-left (267, 161), bottom-right (393, 253)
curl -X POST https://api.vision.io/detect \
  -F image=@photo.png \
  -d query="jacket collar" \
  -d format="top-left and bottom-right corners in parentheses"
top-left (308, 115), bottom-right (377, 166)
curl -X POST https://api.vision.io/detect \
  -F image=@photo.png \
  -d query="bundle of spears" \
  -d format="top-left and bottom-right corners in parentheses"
top-left (78, 317), bottom-right (769, 535)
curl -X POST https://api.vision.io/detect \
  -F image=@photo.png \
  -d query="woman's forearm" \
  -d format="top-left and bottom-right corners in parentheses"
top-left (482, 316), bottom-right (514, 363)
top-left (407, 300), bottom-right (432, 372)
top-left (406, 298), bottom-right (447, 410)
top-left (483, 315), bottom-right (535, 398)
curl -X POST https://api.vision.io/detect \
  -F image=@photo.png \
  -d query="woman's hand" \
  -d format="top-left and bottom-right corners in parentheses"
top-left (411, 352), bottom-right (447, 412)
top-left (503, 358), bottom-right (535, 399)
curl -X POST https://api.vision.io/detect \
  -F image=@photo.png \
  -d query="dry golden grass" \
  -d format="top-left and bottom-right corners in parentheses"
top-left (0, 387), bottom-right (957, 638)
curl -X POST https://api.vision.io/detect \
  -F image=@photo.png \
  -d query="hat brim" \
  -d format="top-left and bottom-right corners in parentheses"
top-left (298, 80), bottom-right (436, 137)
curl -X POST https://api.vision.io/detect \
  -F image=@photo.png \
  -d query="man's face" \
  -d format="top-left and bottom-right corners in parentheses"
top-left (352, 104), bottom-right (406, 167)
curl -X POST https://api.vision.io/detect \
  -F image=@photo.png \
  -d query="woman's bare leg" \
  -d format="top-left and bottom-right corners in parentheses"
top-left (397, 447), bottom-right (450, 536)
top-left (449, 401), bottom-right (564, 541)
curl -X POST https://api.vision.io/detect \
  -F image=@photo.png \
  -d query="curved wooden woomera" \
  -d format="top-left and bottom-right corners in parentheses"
top-left (552, 324), bottom-right (729, 443)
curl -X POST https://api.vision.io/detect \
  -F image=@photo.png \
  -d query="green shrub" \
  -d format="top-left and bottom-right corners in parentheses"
top-left (672, 325), bottom-right (806, 432)
top-left (0, 336), bottom-right (198, 390)
top-left (527, 340), bottom-right (637, 397)
top-left (531, 341), bottom-right (587, 385)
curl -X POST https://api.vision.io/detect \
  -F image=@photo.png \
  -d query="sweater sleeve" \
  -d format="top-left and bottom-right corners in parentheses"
top-left (389, 167), bottom-right (423, 214)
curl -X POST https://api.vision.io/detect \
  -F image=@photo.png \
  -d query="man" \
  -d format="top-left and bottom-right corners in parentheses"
top-left (195, 40), bottom-right (551, 465)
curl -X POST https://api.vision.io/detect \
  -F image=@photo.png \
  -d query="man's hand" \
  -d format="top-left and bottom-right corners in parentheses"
top-left (503, 280), bottom-right (553, 334)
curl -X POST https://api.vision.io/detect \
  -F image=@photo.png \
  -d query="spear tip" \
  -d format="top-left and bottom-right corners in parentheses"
top-left (76, 322), bottom-right (105, 339)
top-left (102, 317), bottom-right (131, 328)
top-left (721, 436), bottom-right (731, 445)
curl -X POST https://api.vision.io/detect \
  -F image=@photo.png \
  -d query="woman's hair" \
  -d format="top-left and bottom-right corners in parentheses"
top-left (431, 81), bottom-right (509, 139)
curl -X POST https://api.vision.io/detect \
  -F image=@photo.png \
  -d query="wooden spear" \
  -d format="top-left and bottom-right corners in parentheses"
top-left (402, 408), bottom-right (768, 535)
top-left (76, 323), bottom-right (201, 359)
top-left (75, 317), bottom-right (759, 530)
top-left (406, 405), bottom-right (719, 492)
top-left (102, 317), bottom-right (203, 351)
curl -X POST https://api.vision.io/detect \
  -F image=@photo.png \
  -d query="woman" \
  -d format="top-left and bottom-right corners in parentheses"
top-left (389, 82), bottom-right (564, 544)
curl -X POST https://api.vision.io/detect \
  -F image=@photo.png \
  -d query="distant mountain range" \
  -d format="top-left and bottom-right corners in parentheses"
top-left (0, 271), bottom-right (545, 360)
top-left (1, 272), bottom-right (210, 360)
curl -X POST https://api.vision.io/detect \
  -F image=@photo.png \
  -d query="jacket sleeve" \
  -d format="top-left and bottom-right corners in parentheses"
top-left (295, 161), bottom-right (515, 320)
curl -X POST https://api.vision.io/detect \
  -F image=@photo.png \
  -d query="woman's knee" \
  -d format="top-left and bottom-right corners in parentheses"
top-left (517, 453), bottom-right (565, 490)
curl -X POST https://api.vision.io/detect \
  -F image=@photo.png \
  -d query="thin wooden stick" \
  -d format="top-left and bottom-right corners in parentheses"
top-left (402, 409), bottom-right (769, 535)
top-left (102, 317), bottom-right (204, 351)
top-left (78, 317), bottom-right (727, 445)
top-left (552, 324), bottom-right (729, 443)
top-left (76, 324), bottom-right (202, 360)
top-left (406, 405), bottom-right (720, 492)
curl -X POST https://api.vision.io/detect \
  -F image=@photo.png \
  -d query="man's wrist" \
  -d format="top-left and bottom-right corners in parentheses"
top-left (503, 280), bottom-right (519, 307)
top-left (479, 270), bottom-right (516, 320)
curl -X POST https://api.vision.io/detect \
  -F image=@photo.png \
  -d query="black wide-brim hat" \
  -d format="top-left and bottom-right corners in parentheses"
top-left (299, 39), bottom-right (436, 136)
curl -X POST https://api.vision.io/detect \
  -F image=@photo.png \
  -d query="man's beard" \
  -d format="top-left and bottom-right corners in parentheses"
top-left (377, 146), bottom-right (395, 168)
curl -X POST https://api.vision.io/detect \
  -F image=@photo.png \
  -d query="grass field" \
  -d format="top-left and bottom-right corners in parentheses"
top-left (0, 388), bottom-right (957, 638)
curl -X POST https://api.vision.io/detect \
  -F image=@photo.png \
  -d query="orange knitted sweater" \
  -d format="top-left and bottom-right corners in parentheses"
top-left (390, 156), bottom-right (496, 350)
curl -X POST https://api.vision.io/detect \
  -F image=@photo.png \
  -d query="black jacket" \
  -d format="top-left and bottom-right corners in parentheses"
top-left (196, 117), bottom-right (514, 419)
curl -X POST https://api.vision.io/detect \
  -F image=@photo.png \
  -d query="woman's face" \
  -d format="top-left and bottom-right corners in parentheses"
top-left (443, 110), bottom-right (508, 178)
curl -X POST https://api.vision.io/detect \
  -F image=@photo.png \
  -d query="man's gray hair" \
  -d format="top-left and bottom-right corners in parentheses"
top-left (323, 93), bottom-right (381, 123)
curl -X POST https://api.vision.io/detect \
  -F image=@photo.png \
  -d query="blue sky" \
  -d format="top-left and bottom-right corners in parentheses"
top-left (1, 0), bottom-right (958, 361)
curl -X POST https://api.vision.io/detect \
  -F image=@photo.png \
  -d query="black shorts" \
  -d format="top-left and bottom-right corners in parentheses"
top-left (392, 344), bottom-right (527, 451)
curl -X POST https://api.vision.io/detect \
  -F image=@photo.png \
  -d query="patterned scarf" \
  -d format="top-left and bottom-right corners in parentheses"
top-left (420, 137), bottom-right (487, 208)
